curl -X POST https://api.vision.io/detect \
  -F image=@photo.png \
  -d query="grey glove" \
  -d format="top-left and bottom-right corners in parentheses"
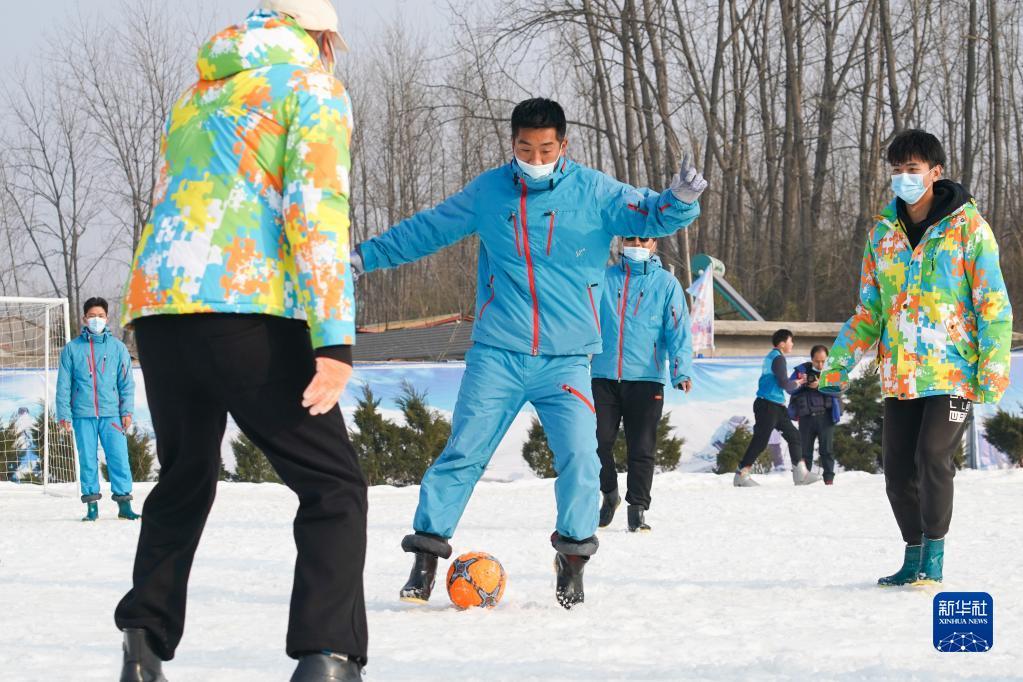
top-left (350, 248), bottom-right (364, 281)
top-left (669, 153), bottom-right (708, 204)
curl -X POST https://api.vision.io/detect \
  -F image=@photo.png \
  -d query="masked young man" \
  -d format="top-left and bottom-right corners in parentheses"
top-left (353, 98), bottom-right (706, 608)
top-left (820, 129), bottom-right (1012, 586)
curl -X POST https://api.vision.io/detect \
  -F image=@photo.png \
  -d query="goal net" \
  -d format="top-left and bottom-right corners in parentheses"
top-left (0, 297), bottom-right (78, 494)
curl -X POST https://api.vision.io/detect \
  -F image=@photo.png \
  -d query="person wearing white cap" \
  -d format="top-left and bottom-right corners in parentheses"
top-left (114, 2), bottom-right (366, 681)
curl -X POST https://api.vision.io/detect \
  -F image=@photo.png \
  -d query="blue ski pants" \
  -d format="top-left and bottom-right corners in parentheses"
top-left (74, 416), bottom-right (133, 498)
top-left (413, 343), bottom-right (600, 541)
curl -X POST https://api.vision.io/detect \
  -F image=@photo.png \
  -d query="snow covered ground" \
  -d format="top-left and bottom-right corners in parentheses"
top-left (3, 470), bottom-right (1022, 681)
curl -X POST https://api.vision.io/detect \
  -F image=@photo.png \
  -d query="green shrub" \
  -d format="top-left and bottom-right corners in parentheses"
top-left (231, 431), bottom-right (282, 483)
top-left (714, 424), bottom-right (773, 474)
top-left (984, 408), bottom-right (1023, 466)
top-left (522, 412), bottom-right (683, 479)
top-left (832, 374), bottom-right (882, 473)
top-left (351, 382), bottom-right (450, 486)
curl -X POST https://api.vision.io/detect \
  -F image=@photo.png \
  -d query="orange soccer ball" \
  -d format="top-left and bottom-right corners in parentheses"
top-left (446, 552), bottom-right (507, 609)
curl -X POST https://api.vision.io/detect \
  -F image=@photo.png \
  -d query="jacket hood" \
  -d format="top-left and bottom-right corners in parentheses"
top-left (197, 9), bottom-right (323, 81)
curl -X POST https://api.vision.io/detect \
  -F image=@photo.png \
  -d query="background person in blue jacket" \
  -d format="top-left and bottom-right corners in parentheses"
top-left (352, 98), bottom-right (706, 608)
top-left (733, 329), bottom-right (821, 487)
top-left (590, 236), bottom-right (692, 532)
top-left (55, 297), bottom-right (139, 521)
top-left (786, 345), bottom-right (842, 485)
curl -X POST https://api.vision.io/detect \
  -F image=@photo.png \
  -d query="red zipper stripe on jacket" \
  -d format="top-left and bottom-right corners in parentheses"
top-left (520, 183), bottom-right (541, 354)
top-left (479, 275), bottom-right (496, 319)
top-left (617, 263), bottom-right (631, 380)
top-left (627, 203), bottom-right (649, 216)
top-left (562, 384), bottom-right (596, 413)
top-left (545, 211), bottom-right (556, 255)
top-left (89, 337), bottom-right (99, 417)
top-left (587, 287), bottom-right (601, 334)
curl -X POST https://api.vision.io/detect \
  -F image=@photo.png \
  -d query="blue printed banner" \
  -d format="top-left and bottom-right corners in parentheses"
top-left (933, 592), bottom-right (993, 652)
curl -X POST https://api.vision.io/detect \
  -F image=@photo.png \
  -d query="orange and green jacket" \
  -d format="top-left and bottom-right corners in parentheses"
top-left (821, 196), bottom-right (1012, 403)
top-left (122, 10), bottom-right (355, 349)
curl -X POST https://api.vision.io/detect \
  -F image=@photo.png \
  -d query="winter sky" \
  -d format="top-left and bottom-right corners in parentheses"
top-left (0, 0), bottom-right (455, 66)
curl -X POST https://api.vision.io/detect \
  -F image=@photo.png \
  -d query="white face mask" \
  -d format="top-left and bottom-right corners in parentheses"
top-left (86, 317), bottom-right (107, 334)
top-left (516, 155), bottom-right (559, 180)
top-left (623, 246), bottom-right (651, 261)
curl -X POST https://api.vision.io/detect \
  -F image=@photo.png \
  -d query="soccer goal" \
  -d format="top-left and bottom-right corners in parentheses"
top-left (0, 297), bottom-right (78, 494)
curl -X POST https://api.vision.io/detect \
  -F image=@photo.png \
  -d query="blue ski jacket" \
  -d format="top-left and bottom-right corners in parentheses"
top-left (358, 159), bottom-right (700, 356)
top-left (590, 254), bottom-right (692, 386)
top-left (56, 328), bottom-right (135, 421)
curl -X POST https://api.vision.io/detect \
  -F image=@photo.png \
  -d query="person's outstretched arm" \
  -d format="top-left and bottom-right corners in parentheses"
top-left (819, 239), bottom-right (884, 392)
top-left (965, 213), bottom-right (1013, 403)
top-left (601, 154), bottom-right (705, 239)
top-left (357, 182), bottom-right (480, 273)
top-left (662, 279), bottom-right (693, 390)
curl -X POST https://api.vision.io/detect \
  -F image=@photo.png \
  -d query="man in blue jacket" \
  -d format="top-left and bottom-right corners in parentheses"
top-left (56, 297), bottom-right (139, 521)
top-left (591, 236), bottom-right (692, 532)
top-left (787, 345), bottom-right (842, 485)
top-left (353, 98), bottom-right (706, 608)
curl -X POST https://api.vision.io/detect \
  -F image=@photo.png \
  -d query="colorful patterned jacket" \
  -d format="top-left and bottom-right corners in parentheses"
top-left (820, 196), bottom-right (1012, 403)
top-left (121, 10), bottom-right (355, 349)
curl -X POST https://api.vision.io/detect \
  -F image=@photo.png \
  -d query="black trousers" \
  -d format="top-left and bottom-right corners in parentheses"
top-left (883, 395), bottom-right (970, 543)
top-left (593, 378), bottom-right (664, 509)
top-left (739, 397), bottom-right (801, 470)
top-left (114, 314), bottom-right (368, 662)
top-left (800, 413), bottom-right (836, 482)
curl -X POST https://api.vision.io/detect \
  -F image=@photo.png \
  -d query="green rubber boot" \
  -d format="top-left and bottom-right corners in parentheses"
top-left (877, 543), bottom-right (921, 587)
top-left (82, 502), bottom-right (99, 522)
top-left (117, 499), bottom-right (141, 521)
top-left (912, 537), bottom-right (944, 585)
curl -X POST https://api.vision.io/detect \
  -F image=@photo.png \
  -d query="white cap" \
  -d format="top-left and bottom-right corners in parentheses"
top-left (260, 0), bottom-right (349, 52)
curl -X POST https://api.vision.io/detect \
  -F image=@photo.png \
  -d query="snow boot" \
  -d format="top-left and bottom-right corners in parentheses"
top-left (792, 461), bottom-right (822, 485)
top-left (399, 552), bottom-right (438, 604)
top-left (290, 652), bottom-right (362, 681)
top-left (115, 495), bottom-right (141, 520)
top-left (912, 537), bottom-right (945, 586)
top-left (550, 532), bottom-right (598, 609)
top-left (398, 532), bottom-right (451, 604)
top-left (119, 628), bottom-right (167, 682)
top-left (877, 543), bottom-right (922, 587)
top-left (598, 489), bottom-right (621, 528)
top-left (733, 468), bottom-right (759, 487)
top-left (626, 505), bottom-right (651, 533)
top-left (554, 553), bottom-right (588, 609)
top-left (82, 501), bottom-right (99, 522)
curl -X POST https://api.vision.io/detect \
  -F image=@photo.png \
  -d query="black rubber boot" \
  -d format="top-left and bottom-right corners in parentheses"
top-left (290, 652), bottom-right (362, 681)
top-left (119, 628), bottom-right (167, 682)
top-left (626, 505), bottom-right (651, 533)
top-left (598, 490), bottom-right (621, 528)
top-left (555, 553), bottom-right (588, 609)
top-left (399, 551), bottom-right (438, 604)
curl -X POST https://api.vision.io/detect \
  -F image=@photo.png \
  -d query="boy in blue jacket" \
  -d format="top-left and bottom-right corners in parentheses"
top-left (591, 236), bottom-right (692, 532)
top-left (353, 99), bottom-right (706, 608)
top-left (56, 297), bottom-right (139, 521)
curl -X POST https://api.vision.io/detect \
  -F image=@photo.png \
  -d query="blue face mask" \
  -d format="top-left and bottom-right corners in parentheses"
top-left (891, 173), bottom-right (928, 205)
top-left (86, 317), bottom-right (107, 334)
top-left (623, 246), bottom-right (651, 261)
